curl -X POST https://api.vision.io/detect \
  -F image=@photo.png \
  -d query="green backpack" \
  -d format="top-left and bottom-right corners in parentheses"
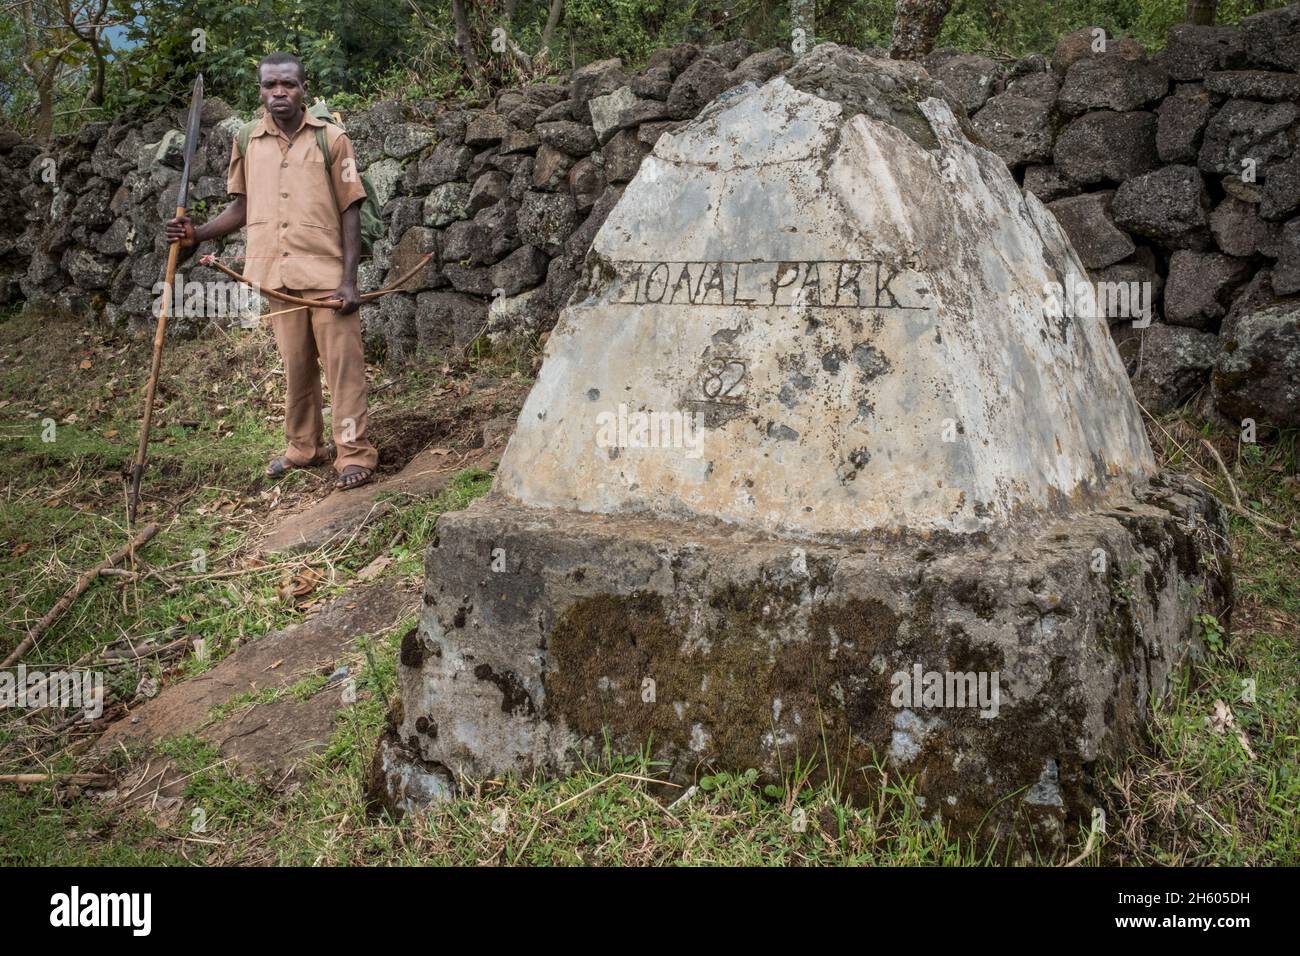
top-left (237, 99), bottom-right (384, 253)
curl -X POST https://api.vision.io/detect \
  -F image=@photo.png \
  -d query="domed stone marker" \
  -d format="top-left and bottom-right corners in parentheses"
top-left (372, 47), bottom-right (1230, 851)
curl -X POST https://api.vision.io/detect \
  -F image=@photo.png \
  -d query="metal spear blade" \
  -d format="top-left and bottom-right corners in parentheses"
top-left (176, 73), bottom-right (204, 212)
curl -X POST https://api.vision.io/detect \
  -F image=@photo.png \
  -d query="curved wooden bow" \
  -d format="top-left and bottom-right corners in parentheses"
top-left (199, 252), bottom-right (436, 310)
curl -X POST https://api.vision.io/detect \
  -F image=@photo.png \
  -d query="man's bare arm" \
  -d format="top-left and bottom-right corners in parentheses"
top-left (331, 200), bottom-right (363, 314)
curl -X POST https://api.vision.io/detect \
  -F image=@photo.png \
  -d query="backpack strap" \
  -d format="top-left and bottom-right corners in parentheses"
top-left (236, 119), bottom-right (258, 157)
top-left (314, 125), bottom-right (343, 216)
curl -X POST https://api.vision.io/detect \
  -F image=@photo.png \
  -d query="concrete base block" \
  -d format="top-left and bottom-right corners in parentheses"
top-left (371, 475), bottom-right (1230, 849)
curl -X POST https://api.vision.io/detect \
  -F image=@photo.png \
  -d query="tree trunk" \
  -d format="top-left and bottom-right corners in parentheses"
top-left (34, 78), bottom-right (55, 140)
top-left (451, 0), bottom-right (487, 93)
top-left (540, 0), bottom-right (564, 54)
top-left (89, 35), bottom-right (105, 106)
top-left (1186, 0), bottom-right (1218, 25)
top-left (889, 0), bottom-right (954, 60)
top-left (791, 0), bottom-right (814, 56)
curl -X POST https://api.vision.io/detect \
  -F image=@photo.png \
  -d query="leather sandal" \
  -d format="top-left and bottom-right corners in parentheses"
top-left (335, 465), bottom-right (374, 491)
top-left (266, 452), bottom-right (328, 478)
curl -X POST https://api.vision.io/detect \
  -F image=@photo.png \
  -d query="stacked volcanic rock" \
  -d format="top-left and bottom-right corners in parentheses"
top-left (4, 5), bottom-right (1298, 431)
top-left (11, 95), bottom-right (248, 336)
top-left (937, 4), bottom-right (1300, 431)
top-left (0, 130), bottom-right (39, 307)
top-left (4, 39), bottom-right (791, 358)
top-left (365, 38), bottom-right (791, 365)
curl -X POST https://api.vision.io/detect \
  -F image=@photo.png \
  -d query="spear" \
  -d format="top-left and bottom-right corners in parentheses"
top-left (127, 73), bottom-right (203, 527)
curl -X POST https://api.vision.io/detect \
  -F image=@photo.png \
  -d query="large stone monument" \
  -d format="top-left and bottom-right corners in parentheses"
top-left (372, 46), bottom-right (1231, 849)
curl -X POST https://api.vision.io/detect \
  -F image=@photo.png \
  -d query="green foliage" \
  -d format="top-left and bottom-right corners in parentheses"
top-left (104, 0), bottom-right (407, 116)
top-left (7, 0), bottom-right (1296, 134)
top-left (1196, 612), bottom-right (1226, 655)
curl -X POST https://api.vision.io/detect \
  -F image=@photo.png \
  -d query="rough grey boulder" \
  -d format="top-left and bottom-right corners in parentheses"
top-left (506, 156), bottom-right (534, 202)
top-left (423, 182), bottom-right (470, 227)
top-left (1260, 154), bottom-right (1300, 222)
top-left (439, 218), bottom-right (492, 267)
top-left (1052, 27), bottom-right (1144, 76)
top-left (486, 287), bottom-right (546, 345)
top-left (703, 38), bottom-right (757, 71)
top-left (1274, 220), bottom-right (1300, 296)
top-left (1209, 197), bottom-right (1282, 258)
top-left (1163, 251), bottom-right (1251, 330)
top-left (1005, 69), bottom-right (1061, 103)
top-left (971, 92), bottom-right (1057, 167)
top-left (371, 50), bottom-right (1233, 855)
top-left (468, 170), bottom-right (509, 216)
top-left (728, 49), bottom-right (793, 90)
top-left (534, 99), bottom-right (573, 124)
top-left (1241, 4), bottom-right (1300, 72)
top-left (567, 156), bottom-right (606, 211)
top-left (781, 45), bottom-right (966, 152)
top-left (929, 52), bottom-right (1003, 113)
top-left (1213, 294), bottom-right (1300, 428)
top-left (440, 263), bottom-right (491, 296)
top-left (94, 218), bottom-right (134, 257)
top-left (1197, 100), bottom-right (1298, 177)
top-left (1055, 111), bottom-right (1158, 184)
top-left (60, 247), bottom-right (114, 289)
top-left (1046, 192), bottom-right (1135, 269)
top-left (415, 290), bottom-right (486, 357)
top-left (499, 128), bottom-right (540, 155)
top-left (588, 87), bottom-right (644, 143)
top-left (630, 66), bottom-right (674, 100)
top-left (413, 141), bottom-right (472, 189)
top-left (1156, 86), bottom-right (1213, 164)
top-left (1112, 164), bottom-right (1209, 247)
top-left (1023, 164), bottom-right (1078, 204)
top-left (1162, 24), bottom-right (1246, 81)
top-left (366, 159), bottom-right (402, 208)
top-left (603, 129), bottom-right (649, 183)
top-left (387, 197), bottom-right (424, 245)
top-left (1092, 245), bottom-right (1164, 304)
top-left (517, 191), bottom-right (578, 255)
top-left (666, 57), bottom-right (732, 120)
top-left (645, 42), bottom-right (702, 78)
top-left (1056, 55), bottom-right (1167, 115)
top-left (375, 480), bottom-right (1229, 851)
top-left (1204, 70), bottom-right (1300, 102)
top-left (369, 293), bottom-right (414, 362)
top-left (536, 121), bottom-right (598, 157)
top-left (530, 143), bottom-right (574, 191)
top-left (490, 244), bottom-right (548, 297)
top-left (571, 58), bottom-right (629, 123)
top-left (384, 123), bottom-right (436, 159)
top-left (1118, 322), bottom-right (1220, 413)
top-left (464, 112), bottom-right (510, 148)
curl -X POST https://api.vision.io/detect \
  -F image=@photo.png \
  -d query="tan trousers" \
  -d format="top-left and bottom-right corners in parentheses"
top-left (271, 288), bottom-right (378, 473)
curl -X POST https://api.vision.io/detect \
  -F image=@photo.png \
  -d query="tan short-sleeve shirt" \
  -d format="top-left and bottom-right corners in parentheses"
top-left (227, 110), bottom-right (367, 291)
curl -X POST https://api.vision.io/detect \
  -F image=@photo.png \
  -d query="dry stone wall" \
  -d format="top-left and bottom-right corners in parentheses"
top-left (945, 6), bottom-right (1300, 431)
top-left (3, 4), bottom-right (1298, 429)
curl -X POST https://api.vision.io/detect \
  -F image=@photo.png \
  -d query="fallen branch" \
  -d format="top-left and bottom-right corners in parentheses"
top-left (1188, 472), bottom-right (1292, 535)
top-left (0, 772), bottom-right (112, 787)
top-left (100, 635), bottom-right (191, 663)
top-left (1200, 439), bottom-right (1242, 509)
top-left (1, 522), bottom-right (159, 668)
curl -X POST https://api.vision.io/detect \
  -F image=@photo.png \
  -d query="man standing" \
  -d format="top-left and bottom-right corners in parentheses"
top-left (166, 52), bottom-right (378, 490)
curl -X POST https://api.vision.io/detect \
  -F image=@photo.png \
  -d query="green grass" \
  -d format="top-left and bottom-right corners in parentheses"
top-left (1097, 418), bottom-right (1300, 866)
top-left (1, 309), bottom-right (1297, 866)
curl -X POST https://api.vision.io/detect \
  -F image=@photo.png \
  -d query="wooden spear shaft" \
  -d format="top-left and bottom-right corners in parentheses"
top-left (127, 214), bottom-right (185, 527)
top-left (0, 522), bottom-right (159, 669)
